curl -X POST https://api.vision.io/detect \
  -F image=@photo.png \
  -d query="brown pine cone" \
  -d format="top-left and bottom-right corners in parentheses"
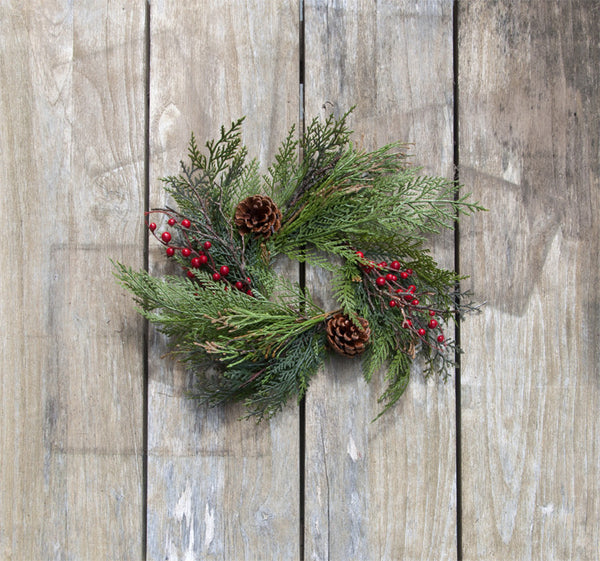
top-left (326, 313), bottom-right (371, 357)
top-left (234, 195), bottom-right (282, 239)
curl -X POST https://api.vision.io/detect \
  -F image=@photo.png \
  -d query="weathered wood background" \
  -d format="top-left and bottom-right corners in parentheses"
top-left (1, 1), bottom-right (598, 560)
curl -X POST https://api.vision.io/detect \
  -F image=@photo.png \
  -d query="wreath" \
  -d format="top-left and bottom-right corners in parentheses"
top-left (115, 110), bottom-right (483, 421)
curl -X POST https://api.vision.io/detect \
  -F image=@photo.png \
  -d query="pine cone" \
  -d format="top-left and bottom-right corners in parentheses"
top-left (234, 195), bottom-right (282, 239)
top-left (326, 313), bottom-right (371, 357)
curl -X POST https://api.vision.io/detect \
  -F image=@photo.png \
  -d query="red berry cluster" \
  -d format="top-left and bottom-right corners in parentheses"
top-left (147, 213), bottom-right (253, 296)
top-left (355, 251), bottom-right (446, 346)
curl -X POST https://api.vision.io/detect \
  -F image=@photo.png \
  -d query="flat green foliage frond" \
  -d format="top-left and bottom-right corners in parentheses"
top-left (114, 260), bottom-right (328, 419)
top-left (192, 327), bottom-right (326, 421)
top-left (263, 124), bottom-right (300, 207)
top-left (162, 119), bottom-right (259, 235)
top-left (373, 350), bottom-right (412, 420)
top-left (273, 153), bottom-right (483, 264)
top-left (115, 263), bottom-right (323, 357)
top-left (332, 259), bottom-right (362, 320)
top-left (267, 110), bottom-right (484, 269)
top-left (361, 325), bottom-right (398, 384)
top-left (241, 328), bottom-right (326, 420)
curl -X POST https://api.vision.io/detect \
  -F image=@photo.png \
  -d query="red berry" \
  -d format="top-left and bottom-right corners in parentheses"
top-left (355, 251), bottom-right (364, 258)
top-left (400, 271), bottom-right (409, 279)
top-left (437, 334), bottom-right (445, 343)
top-left (166, 247), bottom-right (175, 257)
top-left (406, 269), bottom-right (413, 275)
top-left (246, 290), bottom-right (253, 297)
top-left (161, 231), bottom-right (172, 243)
top-left (148, 222), bottom-right (157, 232)
top-left (212, 272), bottom-right (221, 281)
top-left (385, 273), bottom-right (395, 281)
top-left (198, 255), bottom-right (208, 265)
top-left (411, 299), bottom-right (419, 306)
top-left (219, 265), bottom-right (230, 276)
top-left (181, 219), bottom-right (191, 228)
top-left (168, 218), bottom-right (176, 226)
top-left (402, 319), bottom-right (412, 328)
top-left (395, 288), bottom-right (403, 294)
top-left (404, 293), bottom-right (413, 301)
top-left (376, 276), bottom-right (386, 286)
top-left (429, 310), bottom-right (436, 316)
top-left (203, 241), bottom-right (212, 250)
top-left (181, 248), bottom-right (191, 257)
top-left (389, 300), bottom-right (397, 308)
top-left (246, 277), bottom-right (251, 284)
top-left (235, 281), bottom-right (244, 290)
top-left (191, 257), bottom-right (201, 268)
top-left (428, 319), bottom-right (438, 329)
top-left (418, 328), bottom-right (426, 336)
top-left (408, 285), bottom-right (416, 293)
top-left (378, 261), bottom-right (387, 269)
top-left (390, 260), bottom-right (401, 270)
top-left (186, 270), bottom-right (195, 279)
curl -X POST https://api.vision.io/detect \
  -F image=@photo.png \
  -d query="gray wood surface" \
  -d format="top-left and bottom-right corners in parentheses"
top-left (2, 1), bottom-right (599, 559)
top-left (146, 1), bottom-right (301, 559)
top-left (303, 2), bottom-right (458, 559)
top-left (0, 1), bottom-right (146, 559)
top-left (459, 1), bottom-right (600, 559)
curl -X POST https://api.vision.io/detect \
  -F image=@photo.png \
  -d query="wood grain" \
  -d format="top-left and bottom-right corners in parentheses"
top-left (147, 2), bottom-right (300, 559)
top-left (303, 1), bottom-right (458, 559)
top-left (3, 2), bottom-right (597, 559)
top-left (459, 1), bottom-right (600, 559)
top-left (0, 1), bottom-right (146, 559)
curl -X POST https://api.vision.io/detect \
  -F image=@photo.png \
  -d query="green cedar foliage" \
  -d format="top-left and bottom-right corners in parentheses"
top-left (115, 110), bottom-right (484, 420)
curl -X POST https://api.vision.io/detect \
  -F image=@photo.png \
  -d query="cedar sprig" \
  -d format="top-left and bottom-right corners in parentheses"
top-left (115, 263), bottom-right (323, 359)
top-left (193, 327), bottom-right (326, 420)
top-left (283, 110), bottom-right (354, 209)
top-left (271, 151), bottom-right (484, 267)
top-left (114, 262), bottom-right (328, 419)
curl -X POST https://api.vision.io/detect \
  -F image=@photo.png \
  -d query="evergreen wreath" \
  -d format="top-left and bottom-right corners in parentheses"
top-left (115, 110), bottom-right (484, 421)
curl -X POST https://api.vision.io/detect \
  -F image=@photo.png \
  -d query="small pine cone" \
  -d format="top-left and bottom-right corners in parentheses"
top-left (234, 195), bottom-right (282, 239)
top-left (326, 313), bottom-right (371, 357)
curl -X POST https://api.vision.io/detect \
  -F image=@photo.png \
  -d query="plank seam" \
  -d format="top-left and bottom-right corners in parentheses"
top-left (299, 3), bottom-right (306, 561)
top-left (452, 2), bottom-right (463, 560)
top-left (143, 1), bottom-right (151, 559)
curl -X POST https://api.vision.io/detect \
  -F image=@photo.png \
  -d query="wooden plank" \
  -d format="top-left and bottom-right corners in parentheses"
top-left (0, 2), bottom-right (146, 559)
top-left (459, 1), bottom-right (600, 559)
top-left (147, 2), bottom-right (300, 559)
top-left (303, 2), bottom-right (458, 559)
